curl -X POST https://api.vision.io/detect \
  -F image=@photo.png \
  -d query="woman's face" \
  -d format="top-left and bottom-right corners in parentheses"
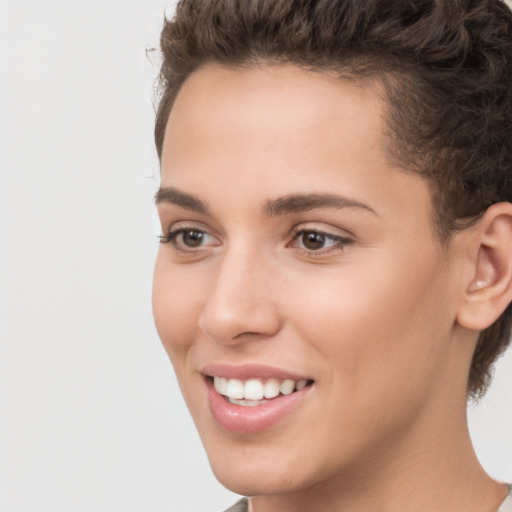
top-left (153, 64), bottom-right (468, 496)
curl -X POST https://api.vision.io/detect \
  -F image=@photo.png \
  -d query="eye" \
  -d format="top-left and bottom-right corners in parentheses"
top-left (290, 229), bottom-right (352, 253)
top-left (159, 227), bottom-right (219, 251)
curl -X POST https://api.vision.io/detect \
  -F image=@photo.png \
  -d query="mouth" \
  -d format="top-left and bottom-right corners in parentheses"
top-left (202, 366), bottom-right (315, 433)
top-left (208, 375), bottom-right (314, 407)
top-left (207, 376), bottom-right (313, 407)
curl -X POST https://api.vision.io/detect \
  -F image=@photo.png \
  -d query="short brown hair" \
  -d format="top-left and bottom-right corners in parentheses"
top-left (154, 0), bottom-right (512, 398)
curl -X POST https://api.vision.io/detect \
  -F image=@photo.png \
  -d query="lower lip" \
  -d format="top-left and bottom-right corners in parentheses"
top-left (205, 378), bottom-right (312, 434)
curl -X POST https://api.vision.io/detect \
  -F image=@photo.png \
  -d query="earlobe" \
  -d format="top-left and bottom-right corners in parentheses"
top-left (457, 202), bottom-right (512, 331)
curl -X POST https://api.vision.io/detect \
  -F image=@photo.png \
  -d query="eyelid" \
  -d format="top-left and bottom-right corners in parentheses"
top-left (160, 219), bottom-right (215, 237)
top-left (289, 222), bottom-right (355, 240)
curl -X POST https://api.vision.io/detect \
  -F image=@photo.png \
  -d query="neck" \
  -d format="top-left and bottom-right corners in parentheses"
top-left (251, 403), bottom-right (507, 512)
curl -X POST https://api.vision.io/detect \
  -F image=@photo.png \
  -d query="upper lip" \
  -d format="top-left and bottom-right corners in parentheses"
top-left (202, 363), bottom-right (312, 382)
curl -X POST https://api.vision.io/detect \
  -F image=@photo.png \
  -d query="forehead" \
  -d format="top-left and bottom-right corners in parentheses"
top-left (160, 64), bottom-right (434, 236)
top-left (164, 64), bottom-right (384, 170)
top-left (171, 63), bottom-right (378, 124)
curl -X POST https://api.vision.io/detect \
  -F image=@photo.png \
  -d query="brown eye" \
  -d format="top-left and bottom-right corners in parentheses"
top-left (289, 228), bottom-right (352, 254)
top-left (181, 229), bottom-right (204, 247)
top-left (301, 231), bottom-right (327, 250)
top-left (159, 227), bottom-right (219, 250)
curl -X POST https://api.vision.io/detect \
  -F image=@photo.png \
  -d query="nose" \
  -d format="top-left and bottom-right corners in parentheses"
top-left (198, 246), bottom-right (282, 345)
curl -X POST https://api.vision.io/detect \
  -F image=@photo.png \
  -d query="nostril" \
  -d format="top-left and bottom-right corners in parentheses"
top-left (234, 331), bottom-right (263, 339)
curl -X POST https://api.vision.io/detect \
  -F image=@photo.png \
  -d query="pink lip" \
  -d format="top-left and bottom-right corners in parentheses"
top-left (202, 363), bottom-right (311, 381)
top-left (203, 366), bottom-right (314, 434)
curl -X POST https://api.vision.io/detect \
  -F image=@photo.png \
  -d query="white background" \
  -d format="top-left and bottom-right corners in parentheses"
top-left (0, 1), bottom-right (511, 511)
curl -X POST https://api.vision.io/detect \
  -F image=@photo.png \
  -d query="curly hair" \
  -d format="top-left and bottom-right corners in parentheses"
top-left (154, 0), bottom-right (512, 398)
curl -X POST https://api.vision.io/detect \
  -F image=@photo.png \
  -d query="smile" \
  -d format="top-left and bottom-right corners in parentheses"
top-left (203, 366), bottom-right (315, 433)
top-left (212, 376), bottom-right (311, 406)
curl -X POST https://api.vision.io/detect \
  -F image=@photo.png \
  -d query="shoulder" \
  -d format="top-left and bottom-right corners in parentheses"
top-left (223, 497), bottom-right (249, 512)
top-left (497, 484), bottom-right (512, 512)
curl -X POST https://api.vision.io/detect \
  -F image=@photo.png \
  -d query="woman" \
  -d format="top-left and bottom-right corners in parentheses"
top-left (152, 1), bottom-right (512, 510)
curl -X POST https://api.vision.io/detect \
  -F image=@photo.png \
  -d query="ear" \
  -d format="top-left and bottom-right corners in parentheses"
top-left (457, 202), bottom-right (512, 330)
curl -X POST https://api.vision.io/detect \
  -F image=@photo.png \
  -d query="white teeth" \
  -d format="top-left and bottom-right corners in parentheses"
top-left (280, 379), bottom-right (295, 395)
top-left (226, 379), bottom-right (244, 399)
top-left (228, 398), bottom-right (267, 407)
top-left (264, 378), bottom-right (280, 399)
top-left (296, 379), bottom-right (307, 390)
top-left (214, 377), bottom-right (228, 395)
top-left (212, 376), bottom-right (311, 402)
top-left (244, 379), bottom-right (264, 400)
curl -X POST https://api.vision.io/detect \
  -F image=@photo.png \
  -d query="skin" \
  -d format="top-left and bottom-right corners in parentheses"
top-left (153, 64), bottom-right (510, 512)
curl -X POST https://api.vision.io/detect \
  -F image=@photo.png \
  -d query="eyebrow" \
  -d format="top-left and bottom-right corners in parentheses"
top-left (155, 187), bottom-right (377, 217)
top-left (154, 187), bottom-right (209, 214)
top-left (263, 193), bottom-right (378, 216)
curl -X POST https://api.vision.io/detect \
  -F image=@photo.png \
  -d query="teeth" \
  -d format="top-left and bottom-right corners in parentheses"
top-left (213, 377), bottom-right (228, 395)
top-left (264, 378), bottom-right (280, 399)
top-left (244, 379), bottom-right (264, 400)
top-left (296, 380), bottom-right (307, 390)
top-left (280, 379), bottom-right (295, 395)
top-left (212, 376), bottom-right (311, 402)
top-left (226, 379), bottom-right (244, 399)
top-left (228, 398), bottom-right (267, 407)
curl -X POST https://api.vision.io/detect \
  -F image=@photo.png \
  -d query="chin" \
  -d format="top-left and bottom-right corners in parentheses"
top-left (204, 437), bottom-right (330, 497)
top-left (210, 460), bottom-right (308, 497)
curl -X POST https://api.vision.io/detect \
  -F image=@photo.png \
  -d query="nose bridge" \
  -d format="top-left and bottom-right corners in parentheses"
top-left (198, 241), bottom-right (280, 343)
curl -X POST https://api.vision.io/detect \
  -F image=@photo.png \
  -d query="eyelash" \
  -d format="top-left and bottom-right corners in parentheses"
top-left (288, 228), bottom-right (353, 255)
top-left (158, 227), bottom-right (214, 248)
top-left (158, 226), bottom-right (353, 255)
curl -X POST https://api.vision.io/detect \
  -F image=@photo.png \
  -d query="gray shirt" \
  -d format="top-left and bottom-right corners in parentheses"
top-left (223, 484), bottom-right (512, 512)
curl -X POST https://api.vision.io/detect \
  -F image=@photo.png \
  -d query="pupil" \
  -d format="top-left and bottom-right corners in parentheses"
top-left (183, 230), bottom-right (203, 247)
top-left (303, 232), bottom-right (325, 250)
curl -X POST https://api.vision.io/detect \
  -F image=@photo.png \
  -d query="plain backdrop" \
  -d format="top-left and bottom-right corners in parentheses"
top-left (0, 1), bottom-right (511, 511)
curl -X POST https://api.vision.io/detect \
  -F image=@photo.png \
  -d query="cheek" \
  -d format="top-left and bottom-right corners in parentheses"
top-left (287, 249), bottom-right (453, 403)
top-left (152, 252), bottom-right (203, 359)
